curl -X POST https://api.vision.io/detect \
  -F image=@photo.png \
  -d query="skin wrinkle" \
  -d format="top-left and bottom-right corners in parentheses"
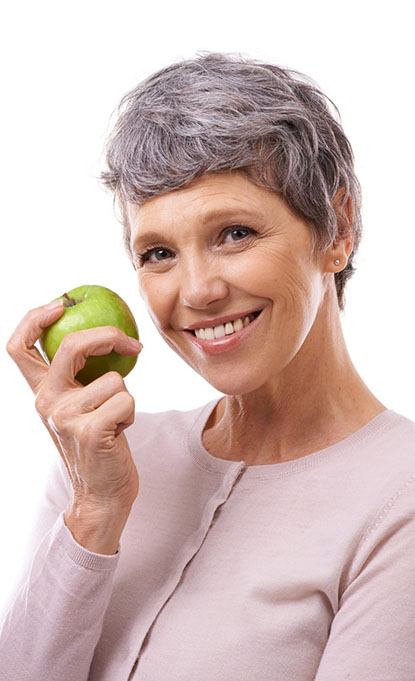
top-left (100, 53), bottom-right (363, 313)
top-left (127, 170), bottom-right (386, 466)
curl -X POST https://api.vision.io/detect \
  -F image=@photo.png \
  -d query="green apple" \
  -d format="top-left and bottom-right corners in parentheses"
top-left (39, 284), bottom-right (140, 386)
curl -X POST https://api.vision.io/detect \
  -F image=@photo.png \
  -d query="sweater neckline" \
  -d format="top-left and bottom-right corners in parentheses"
top-left (186, 397), bottom-right (402, 479)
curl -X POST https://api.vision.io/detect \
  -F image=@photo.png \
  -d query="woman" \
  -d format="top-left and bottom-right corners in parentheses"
top-left (2, 51), bottom-right (415, 680)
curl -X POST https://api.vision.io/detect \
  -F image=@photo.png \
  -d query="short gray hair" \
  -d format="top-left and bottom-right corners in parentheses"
top-left (100, 51), bottom-right (363, 311)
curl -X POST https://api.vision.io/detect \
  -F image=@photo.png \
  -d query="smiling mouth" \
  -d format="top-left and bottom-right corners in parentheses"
top-left (187, 309), bottom-right (262, 338)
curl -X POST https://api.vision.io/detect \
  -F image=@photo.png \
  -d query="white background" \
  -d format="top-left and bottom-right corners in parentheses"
top-left (1, 0), bottom-right (414, 614)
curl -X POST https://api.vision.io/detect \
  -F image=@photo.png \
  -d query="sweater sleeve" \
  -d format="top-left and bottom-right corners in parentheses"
top-left (0, 457), bottom-right (120, 681)
top-left (314, 474), bottom-right (415, 681)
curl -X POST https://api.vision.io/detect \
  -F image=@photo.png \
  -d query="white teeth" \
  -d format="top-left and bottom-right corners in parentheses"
top-left (194, 314), bottom-right (255, 340)
top-left (213, 324), bottom-right (226, 339)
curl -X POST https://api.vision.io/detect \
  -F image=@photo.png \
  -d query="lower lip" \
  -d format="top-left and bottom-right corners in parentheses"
top-left (183, 309), bottom-right (264, 356)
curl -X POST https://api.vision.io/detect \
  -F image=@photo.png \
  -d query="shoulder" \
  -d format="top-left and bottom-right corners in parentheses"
top-left (369, 407), bottom-right (415, 499)
top-left (354, 408), bottom-right (415, 547)
top-left (355, 408), bottom-right (415, 514)
top-left (379, 408), bottom-right (415, 465)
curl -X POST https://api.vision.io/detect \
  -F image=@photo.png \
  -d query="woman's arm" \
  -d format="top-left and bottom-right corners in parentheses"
top-left (1, 299), bottom-right (141, 679)
top-left (314, 474), bottom-right (415, 680)
top-left (0, 457), bottom-right (122, 681)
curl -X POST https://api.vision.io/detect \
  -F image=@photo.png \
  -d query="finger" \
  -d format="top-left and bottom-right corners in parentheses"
top-left (6, 300), bottom-right (65, 394)
top-left (38, 371), bottom-right (130, 441)
top-left (79, 390), bottom-right (135, 446)
top-left (48, 326), bottom-right (141, 392)
top-left (67, 370), bottom-right (128, 414)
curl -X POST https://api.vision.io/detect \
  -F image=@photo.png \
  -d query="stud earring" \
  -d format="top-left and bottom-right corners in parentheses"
top-left (334, 259), bottom-right (340, 266)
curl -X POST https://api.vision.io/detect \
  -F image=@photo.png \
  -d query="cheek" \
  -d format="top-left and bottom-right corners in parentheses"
top-left (138, 275), bottom-right (173, 327)
top-left (255, 247), bottom-right (312, 311)
top-left (233, 248), bottom-right (278, 289)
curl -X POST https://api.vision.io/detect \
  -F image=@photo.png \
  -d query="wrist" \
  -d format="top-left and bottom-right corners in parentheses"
top-left (64, 502), bottom-right (132, 555)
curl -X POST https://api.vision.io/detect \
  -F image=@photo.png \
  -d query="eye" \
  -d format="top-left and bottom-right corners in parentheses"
top-left (222, 225), bottom-right (256, 243)
top-left (136, 225), bottom-right (256, 266)
top-left (136, 246), bottom-right (173, 266)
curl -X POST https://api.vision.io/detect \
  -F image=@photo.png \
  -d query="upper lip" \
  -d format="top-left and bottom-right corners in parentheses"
top-left (183, 308), bottom-right (262, 331)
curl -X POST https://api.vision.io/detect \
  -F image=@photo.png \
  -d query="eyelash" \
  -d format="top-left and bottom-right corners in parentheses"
top-left (136, 225), bottom-right (256, 266)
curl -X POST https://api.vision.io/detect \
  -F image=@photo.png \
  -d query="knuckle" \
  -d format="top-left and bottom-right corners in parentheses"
top-left (107, 371), bottom-right (125, 388)
top-left (105, 326), bottom-right (122, 344)
top-left (58, 333), bottom-right (73, 350)
top-left (123, 392), bottom-right (135, 410)
top-left (5, 337), bottom-right (18, 357)
top-left (34, 392), bottom-right (49, 417)
top-left (49, 403), bottom-right (71, 436)
top-left (25, 307), bottom-right (39, 320)
top-left (98, 325), bottom-right (118, 339)
top-left (6, 333), bottom-right (27, 359)
top-left (113, 326), bottom-right (128, 343)
top-left (26, 306), bottom-right (46, 323)
top-left (57, 331), bottom-right (81, 355)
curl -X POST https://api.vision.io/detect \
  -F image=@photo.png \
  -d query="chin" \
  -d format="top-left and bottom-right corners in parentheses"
top-left (166, 330), bottom-right (270, 395)
top-left (200, 367), bottom-right (266, 397)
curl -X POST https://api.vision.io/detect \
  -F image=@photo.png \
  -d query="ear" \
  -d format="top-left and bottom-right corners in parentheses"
top-left (332, 187), bottom-right (353, 239)
top-left (327, 187), bottom-right (355, 267)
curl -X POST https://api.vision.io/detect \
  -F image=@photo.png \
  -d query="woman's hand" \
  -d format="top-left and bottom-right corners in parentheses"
top-left (6, 299), bottom-right (143, 547)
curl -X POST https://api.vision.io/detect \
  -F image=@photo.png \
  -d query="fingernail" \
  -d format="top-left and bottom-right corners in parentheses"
top-left (128, 338), bottom-right (142, 350)
top-left (45, 299), bottom-right (63, 311)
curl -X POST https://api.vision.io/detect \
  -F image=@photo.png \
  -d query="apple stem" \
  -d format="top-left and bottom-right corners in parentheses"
top-left (62, 292), bottom-right (76, 307)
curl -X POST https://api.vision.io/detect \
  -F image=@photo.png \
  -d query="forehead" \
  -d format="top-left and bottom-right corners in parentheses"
top-left (127, 171), bottom-right (290, 242)
top-left (127, 171), bottom-right (318, 261)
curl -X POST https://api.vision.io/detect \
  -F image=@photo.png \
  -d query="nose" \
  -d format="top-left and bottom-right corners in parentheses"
top-left (179, 254), bottom-right (229, 309)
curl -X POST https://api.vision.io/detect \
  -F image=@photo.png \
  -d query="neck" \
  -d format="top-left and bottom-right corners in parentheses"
top-left (204, 288), bottom-right (385, 465)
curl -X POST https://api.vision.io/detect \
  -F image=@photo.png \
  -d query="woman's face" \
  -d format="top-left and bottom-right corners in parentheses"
top-left (127, 170), bottom-right (334, 395)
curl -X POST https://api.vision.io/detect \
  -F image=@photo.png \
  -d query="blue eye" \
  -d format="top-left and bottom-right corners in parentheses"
top-left (137, 225), bottom-right (255, 266)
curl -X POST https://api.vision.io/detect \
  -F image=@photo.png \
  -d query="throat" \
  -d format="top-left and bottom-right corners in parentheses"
top-left (202, 396), bottom-right (388, 466)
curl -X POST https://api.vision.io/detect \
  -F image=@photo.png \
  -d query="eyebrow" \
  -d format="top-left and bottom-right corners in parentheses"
top-left (131, 206), bottom-right (262, 250)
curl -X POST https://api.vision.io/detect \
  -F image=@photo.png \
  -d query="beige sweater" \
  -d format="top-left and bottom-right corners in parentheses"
top-left (1, 397), bottom-right (415, 680)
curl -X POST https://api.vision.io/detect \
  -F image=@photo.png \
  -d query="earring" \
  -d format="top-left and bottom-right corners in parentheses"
top-left (334, 259), bottom-right (340, 266)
